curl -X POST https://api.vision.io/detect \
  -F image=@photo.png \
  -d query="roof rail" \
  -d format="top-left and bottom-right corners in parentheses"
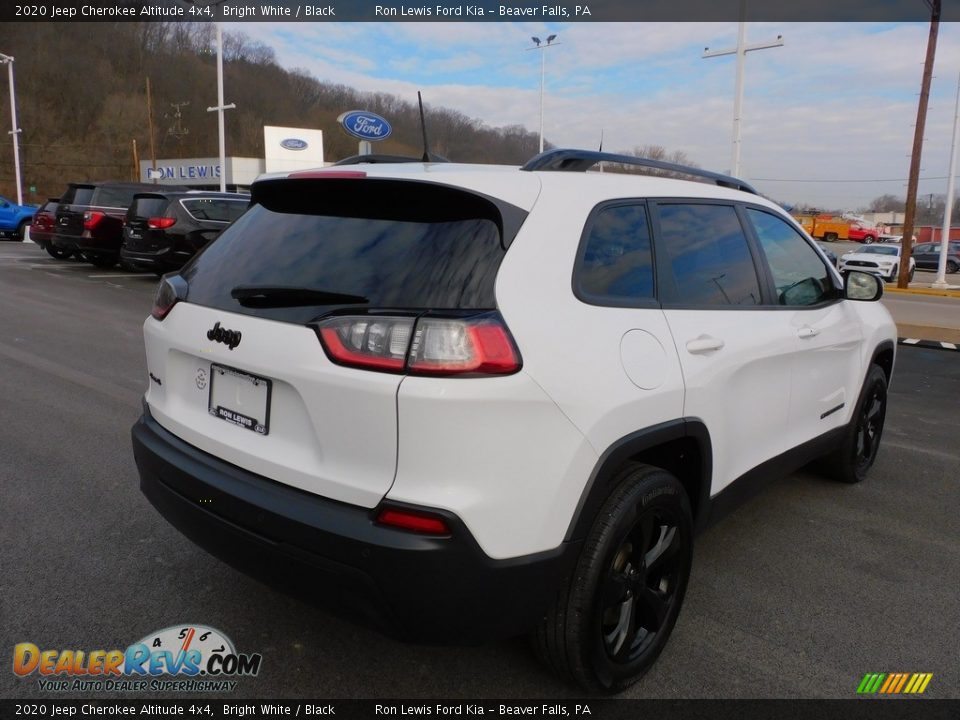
top-left (334, 153), bottom-right (449, 166)
top-left (520, 149), bottom-right (757, 195)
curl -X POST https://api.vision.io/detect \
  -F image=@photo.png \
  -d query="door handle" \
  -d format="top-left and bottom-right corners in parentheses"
top-left (797, 326), bottom-right (820, 339)
top-left (686, 335), bottom-right (725, 354)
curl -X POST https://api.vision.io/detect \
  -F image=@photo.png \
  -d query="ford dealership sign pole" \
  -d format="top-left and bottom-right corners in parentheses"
top-left (338, 111), bottom-right (392, 156)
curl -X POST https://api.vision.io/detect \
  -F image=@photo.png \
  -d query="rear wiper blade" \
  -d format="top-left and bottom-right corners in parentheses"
top-left (230, 285), bottom-right (369, 307)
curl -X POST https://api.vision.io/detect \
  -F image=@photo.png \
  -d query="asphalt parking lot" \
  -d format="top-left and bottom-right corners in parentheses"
top-left (1, 242), bottom-right (958, 700)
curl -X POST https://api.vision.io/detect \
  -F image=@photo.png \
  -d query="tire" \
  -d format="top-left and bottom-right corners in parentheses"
top-left (535, 463), bottom-right (693, 694)
top-left (819, 365), bottom-right (888, 484)
top-left (909, 266), bottom-right (915, 282)
top-left (863, 235), bottom-right (875, 244)
top-left (824, 232), bottom-right (838, 242)
top-left (948, 260), bottom-right (958, 274)
top-left (17, 220), bottom-right (30, 241)
top-left (87, 253), bottom-right (118, 269)
top-left (886, 265), bottom-right (898, 283)
top-left (45, 247), bottom-right (72, 260)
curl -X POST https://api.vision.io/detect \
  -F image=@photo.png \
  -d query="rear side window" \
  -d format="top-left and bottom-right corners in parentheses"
top-left (181, 198), bottom-right (248, 222)
top-left (747, 209), bottom-right (838, 306)
top-left (129, 196), bottom-right (169, 219)
top-left (658, 203), bottom-right (761, 306)
top-left (575, 203), bottom-right (654, 305)
top-left (182, 179), bottom-right (520, 323)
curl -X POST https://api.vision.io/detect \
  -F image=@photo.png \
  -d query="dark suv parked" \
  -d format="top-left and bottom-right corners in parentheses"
top-left (121, 192), bottom-right (248, 274)
top-left (52, 182), bottom-right (187, 268)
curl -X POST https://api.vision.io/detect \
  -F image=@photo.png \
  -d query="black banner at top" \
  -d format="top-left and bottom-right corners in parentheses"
top-left (2, 0), bottom-right (959, 22)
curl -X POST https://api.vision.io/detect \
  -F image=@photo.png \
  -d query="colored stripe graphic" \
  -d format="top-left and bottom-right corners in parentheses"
top-left (858, 673), bottom-right (932, 694)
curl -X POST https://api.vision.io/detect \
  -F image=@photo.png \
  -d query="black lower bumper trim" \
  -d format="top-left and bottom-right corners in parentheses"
top-left (131, 408), bottom-right (578, 644)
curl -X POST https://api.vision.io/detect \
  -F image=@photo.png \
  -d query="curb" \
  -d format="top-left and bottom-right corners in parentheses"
top-left (885, 286), bottom-right (960, 299)
top-left (898, 337), bottom-right (960, 352)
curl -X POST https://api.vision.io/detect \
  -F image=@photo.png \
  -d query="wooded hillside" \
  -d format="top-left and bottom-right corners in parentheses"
top-left (0, 22), bottom-right (545, 201)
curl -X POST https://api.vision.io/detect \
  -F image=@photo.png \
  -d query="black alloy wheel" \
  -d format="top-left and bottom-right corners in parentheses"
top-left (598, 504), bottom-right (685, 665)
top-left (818, 365), bottom-right (888, 484)
top-left (854, 377), bottom-right (887, 474)
top-left (535, 464), bottom-right (692, 694)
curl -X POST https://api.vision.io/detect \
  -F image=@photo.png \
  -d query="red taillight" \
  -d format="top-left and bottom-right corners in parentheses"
top-left (151, 278), bottom-right (179, 321)
top-left (408, 318), bottom-right (520, 376)
top-left (148, 217), bottom-right (176, 229)
top-left (83, 211), bottom-right (105, 230)
top-left (315, 314), bottom-right (521, 376)
top-left (318, 317), bottom-right (413, 372)
top-left (376, 508), bottom-right (450, 535)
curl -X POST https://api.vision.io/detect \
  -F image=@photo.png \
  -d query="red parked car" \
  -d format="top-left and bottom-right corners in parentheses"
top-left (30, 198), bottom-right (71, 259)
top-left (847, 222), bottom-right (882, 244)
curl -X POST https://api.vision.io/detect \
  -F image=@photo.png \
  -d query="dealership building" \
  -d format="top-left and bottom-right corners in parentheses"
top-left (137, 126), bottom-right (325, 190)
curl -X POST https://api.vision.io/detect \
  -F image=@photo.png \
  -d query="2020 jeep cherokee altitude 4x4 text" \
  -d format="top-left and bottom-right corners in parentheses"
top-left (131, 149), bottom-right (896, 693)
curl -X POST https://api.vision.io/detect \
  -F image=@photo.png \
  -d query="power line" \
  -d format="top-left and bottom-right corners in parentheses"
top-left (754, 175), bottom-right (950, 183)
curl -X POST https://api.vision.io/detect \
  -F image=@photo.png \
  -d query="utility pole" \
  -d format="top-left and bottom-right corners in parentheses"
top-left (208, 23), bottom-right (236, 192)
top-left (703, 0), bottom-right (783, 178)
top-left (933, 71), bottom-right (959, 289)
top-left (146, 77), bottom-right (157, 183)
top-left (899, 0), bottom-right (940, 288)
top-left (0, 52), bottom-right (23, 205)
top-left (132, 138), bottom-right (140, 182)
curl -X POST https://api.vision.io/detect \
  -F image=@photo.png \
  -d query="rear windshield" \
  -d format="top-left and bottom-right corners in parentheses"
top-left (94, 186), bottom-right (142, 209)
top-left (181, 198), bottom-right (248, 222)
top-left (182, 179), bottom-right (520, 323)
top-left (61, 185), bottom-right (95, 206)
top-left (129, 196), bottom-right (169, 219)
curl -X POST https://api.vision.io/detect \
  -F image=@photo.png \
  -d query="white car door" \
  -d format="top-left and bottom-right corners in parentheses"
top-left (743, 208), bottom-right (864, 450)
top-left (655, 202), bottom-right (794, 495)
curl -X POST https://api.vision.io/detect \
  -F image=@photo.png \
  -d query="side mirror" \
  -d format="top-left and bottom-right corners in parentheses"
top-left (845, 271), bottom-right (883, 302)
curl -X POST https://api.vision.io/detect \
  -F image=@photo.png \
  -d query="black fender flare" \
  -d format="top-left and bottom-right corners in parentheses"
top-left (564, 418), bottom-right (713, 542)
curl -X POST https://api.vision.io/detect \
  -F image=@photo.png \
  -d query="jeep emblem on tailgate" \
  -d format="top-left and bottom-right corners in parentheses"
top-left (207, 321), bottom-right (242, 350)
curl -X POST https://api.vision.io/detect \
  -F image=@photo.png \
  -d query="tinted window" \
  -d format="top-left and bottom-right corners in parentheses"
top-left (658, 204), bottom-right (761, 306)
top-left (182, 198), bottom-right (248, 222)
top-left (747, 209), bottom-right (837, 306)
top-left (94, 186), bottom-right (141, 209)
top-left (183, 181), bottom-right (513, 323)
top-left (577, 204), bottom-right (654, 304)
top-left (129, 196), bottom-right (169, 219)
top-left (61, 185), bottom-right (95, 206)
top-left (860, 246), bottom-right (898, 256)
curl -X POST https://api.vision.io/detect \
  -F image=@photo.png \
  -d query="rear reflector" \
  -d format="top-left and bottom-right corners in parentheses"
top-left (376, 508), bottom-right (450, 535)
top-left (148, 217), bottom-right (176, 229)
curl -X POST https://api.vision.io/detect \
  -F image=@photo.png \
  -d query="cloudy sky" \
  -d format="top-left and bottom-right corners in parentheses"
top-left (236, 21), bottom-right (960, 210)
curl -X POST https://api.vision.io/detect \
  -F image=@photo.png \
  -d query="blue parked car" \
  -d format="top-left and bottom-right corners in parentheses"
top-left (0, 195), bottom-right (38, 240)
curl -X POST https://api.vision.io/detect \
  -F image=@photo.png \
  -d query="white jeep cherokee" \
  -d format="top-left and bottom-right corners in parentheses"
top-left (131, 149), bottom-right (897, 693)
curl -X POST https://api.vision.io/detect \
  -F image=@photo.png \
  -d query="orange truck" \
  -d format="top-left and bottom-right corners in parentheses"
top-left (794, 214), bottom-right (881, 243)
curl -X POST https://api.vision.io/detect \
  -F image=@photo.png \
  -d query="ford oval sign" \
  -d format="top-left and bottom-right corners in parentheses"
top-left (280, 137), bottom-right (308, 151)
top-left (337, 111), bottom-right (392, 142)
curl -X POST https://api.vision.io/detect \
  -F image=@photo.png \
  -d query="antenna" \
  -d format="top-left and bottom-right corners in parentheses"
top-left (417, 91), bottom-right (431, 162)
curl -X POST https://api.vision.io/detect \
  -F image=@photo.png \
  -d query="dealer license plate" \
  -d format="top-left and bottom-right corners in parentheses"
top-left (208, 364), bottom-right (271, 435)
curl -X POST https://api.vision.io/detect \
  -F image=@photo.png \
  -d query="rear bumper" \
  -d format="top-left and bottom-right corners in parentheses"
top-left (131, 406), bottom-right (577, 644)
top-left (121, 247), bottom-right (184, 273)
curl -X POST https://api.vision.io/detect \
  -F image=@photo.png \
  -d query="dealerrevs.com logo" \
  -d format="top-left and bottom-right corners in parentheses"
top-left (13, 624), bottom-right (262, 693)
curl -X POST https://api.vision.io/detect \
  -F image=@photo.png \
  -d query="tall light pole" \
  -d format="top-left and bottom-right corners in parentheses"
top-left (703, 0), bottom-right (783, 178)
top-left (527, 34), bottom-right (560, 154)
top-left (0, 52), bottom-right (23, 205)
top-left (933, 71), bottom-right (960, 290)
top-left (208, 23), bottom-right (236, 192)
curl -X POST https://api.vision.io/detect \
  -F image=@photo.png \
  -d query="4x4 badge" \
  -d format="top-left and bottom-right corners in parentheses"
top-left (207, 322), bottom-right (242, 350)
